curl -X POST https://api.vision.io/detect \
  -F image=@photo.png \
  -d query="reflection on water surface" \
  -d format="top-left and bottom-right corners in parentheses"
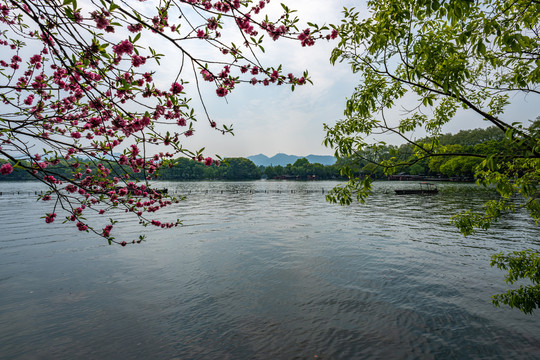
top-left (0, 181), bottom-right (539, 359)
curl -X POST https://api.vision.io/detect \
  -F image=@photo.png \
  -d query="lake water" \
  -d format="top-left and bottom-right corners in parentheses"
top-left (0, 180), bottom-right (539, 359)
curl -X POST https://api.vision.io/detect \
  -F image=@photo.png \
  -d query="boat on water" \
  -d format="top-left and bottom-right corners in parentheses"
top-left (395, 182), bottom-right (438, 195)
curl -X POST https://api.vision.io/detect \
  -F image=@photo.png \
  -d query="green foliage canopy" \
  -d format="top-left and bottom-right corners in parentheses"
top-left (325, 0), bottom-right (540, 313)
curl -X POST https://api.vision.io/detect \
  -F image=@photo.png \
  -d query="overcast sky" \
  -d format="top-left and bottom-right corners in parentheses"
top-left (178, 0), bottom-right (361, 158)
top-left (8, 1), bottom-right (537, 160)
top-left (177, 0), bottom-right (539, 159)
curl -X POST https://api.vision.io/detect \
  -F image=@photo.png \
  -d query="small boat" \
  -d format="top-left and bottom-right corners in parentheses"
top-left (395, 182), bottom-right (438, 195)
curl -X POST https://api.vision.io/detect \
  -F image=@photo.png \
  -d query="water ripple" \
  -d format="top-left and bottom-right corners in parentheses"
top-left (0, 181), bottom-right (539, 359)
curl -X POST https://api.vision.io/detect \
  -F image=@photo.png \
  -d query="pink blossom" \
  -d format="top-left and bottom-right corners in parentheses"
top-left (29, 54), bottom-right (42, 65)
top-left (207, 18), bottom-right (219, 30)
top-left (196, 29), bottom-right (206, 38)
top-left (1, 5), bottom-right (9, 16)
top-left (219, 65), bottom-right (230, 78)
top-left (66, 184), bottom-right (78, 193)
top-left (131, 55), bottom-right (146, 67)
top-left (45, 213), bottom-right (56, 223)
top-left (76, 222), bottom-right (88, 231)
top-left (204, 157), bottom-right (213, 166)
top-left (216, 87), bottom-right (228, 97)
top-left (170, 82), bottom-right (184, 94)
top-left (298, 29), bottom-right (315, 47)
top-left (24, 94), bottom-right (34, 105)
top-left (0, 163), bottom-right (13, 175)
top-left (119, 155), bottom-right (129, 165)
top-left (177, 117), bottom-right (186, 126)
top-left (73, 11), bottom-right (83, 23)
top-left (128, 23), bottom-right (143, 33)
top-left (112, 39), bottom-right (134, 57)
top-left (92, 12), bottom-right (110, 29)
top-left (102, 225), bottom-right (113, 237)
top-left (214, 1), bottom-right (231, 13)
top-left (326, 29), bottom-right (339, 40)
top-left (143, 72), bottom-right (153, 82)
top-left (96, 17), bottom-right (109, 29)
top-left (201, 69), bottom-right (214, 81)
top-left (130, 145), bottom-right (140, 156)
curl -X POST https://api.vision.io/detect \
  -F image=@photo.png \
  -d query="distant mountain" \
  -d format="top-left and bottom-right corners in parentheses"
top-left (247, 153), bottom-right (336, 167)
top-left (305, 155), bottom-right (337, 166)
top-left (247, 153), bottom-right (277, 167)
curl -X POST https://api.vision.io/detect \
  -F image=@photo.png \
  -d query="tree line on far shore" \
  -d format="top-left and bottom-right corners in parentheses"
top-left (0, 124), bottom-right (529, 182)
top-left (0, 155), bottom-right (346, 182)
top-left (352, 125), bottom-right (510, 180)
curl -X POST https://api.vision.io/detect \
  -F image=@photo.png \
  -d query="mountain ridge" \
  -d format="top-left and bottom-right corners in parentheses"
top-left (247, 153), bottom-right (336, 167)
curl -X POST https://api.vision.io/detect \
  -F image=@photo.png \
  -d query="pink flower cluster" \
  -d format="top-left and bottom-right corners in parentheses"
top-left (298, 29), bottom-right (315, 47)
top-left (201, 69), bottom-right (214, 81)
top-left (216, 87), bottom-right (228, 97)
top-left (102, 225), bottom-right (113, 237)
top-left (128, 23), bottom-right (143, 33)
top-left (170, 82), bottom-right (184, 94)
top-left (207, 18), bottom-right (219, 30)
top-left (0, 0), bottom-right (320, 246)
top-left (132, 55), bottom-right (146, 67)
top-left (45, 213), bottom-right (56, 223)
top-left (91, 11), bottom-right (114, 32)
top-left (326, 29), bottom-right (339, 40)
top-left (261, 21), bottom-right (286, 41)
top-left (24, 94), bottom-right (34, 105)
top-left (236, 15), bottom-right (257, 36)
top-left (251, 0), bottom-right (269, 14)
top-left (196, 29), bottom-right (208, 39)
top-left (0, 163), bottom-right (13, 175)
top-left (77, 222), bottom-right (88, 231)
top-left (112, 39), bottom-right (134, 57)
